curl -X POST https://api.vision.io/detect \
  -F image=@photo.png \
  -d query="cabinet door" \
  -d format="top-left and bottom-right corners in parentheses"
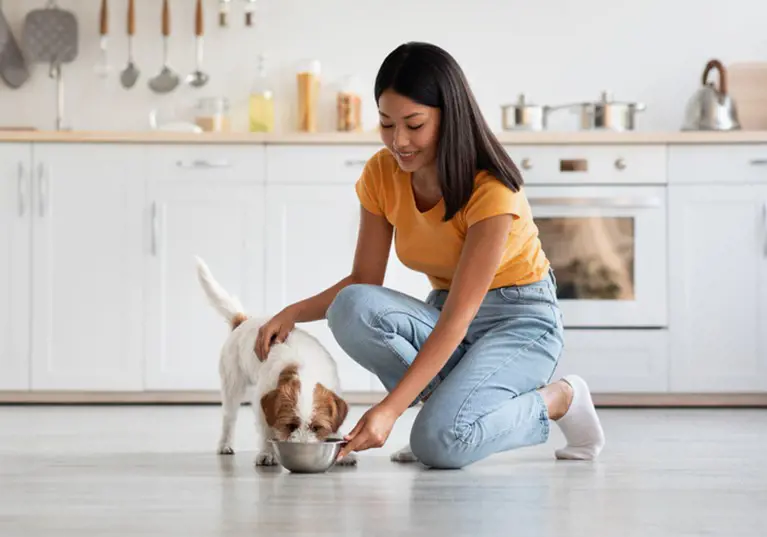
top-left (0, 144), bottom-right (32, 390)
top-left (30, 144), bottom-right (146, 390)
top-left (668, 185), bottom-right (767, 392)
top-left (144, 182), bottom-right (265, 390)
top-left (554, 329), bottom-right (668, 393)
top-left (264, 184), bottom-right (431, 393)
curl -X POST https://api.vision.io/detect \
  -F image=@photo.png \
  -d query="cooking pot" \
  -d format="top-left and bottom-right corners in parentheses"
top-left (501, 94), bottom-right (550, 131)
top-left (681, 59), bottom-right (740, 131)
top-left (500, 94), bottom-right (573, 131)
top-left (571, 91), bottom-right (646, 131)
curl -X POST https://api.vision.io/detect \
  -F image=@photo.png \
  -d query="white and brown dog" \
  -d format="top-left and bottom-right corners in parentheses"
top-left (195, 256), bottom-right (356, 467)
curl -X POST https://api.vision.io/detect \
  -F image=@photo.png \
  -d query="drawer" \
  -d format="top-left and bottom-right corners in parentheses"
top-left (148, 144), bottom-right (266, 183)
top-left (504, 145), bottom-right (667, 186)
top-left (552, 329), bottom-right (669, 393)
top-left (668, 144), bottom-right (767, 184)
top-left (266, 144), bottom-right (383, 185)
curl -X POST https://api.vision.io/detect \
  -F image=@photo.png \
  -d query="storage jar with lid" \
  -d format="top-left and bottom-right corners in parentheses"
top-left (195, 96), bottom-right (231, 132)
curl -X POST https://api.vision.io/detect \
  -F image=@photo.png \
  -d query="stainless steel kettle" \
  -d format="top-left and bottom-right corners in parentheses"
top-left (682, 59), bottom-right (741, 131)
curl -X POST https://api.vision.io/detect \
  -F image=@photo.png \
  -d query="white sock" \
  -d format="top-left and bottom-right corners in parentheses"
top-left (553, 375), bottom-right (605, 460)
top-left (390, 444), bottom-right (419, 463)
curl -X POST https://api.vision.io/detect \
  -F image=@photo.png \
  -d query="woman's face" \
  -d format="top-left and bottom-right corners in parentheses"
top-left (377, 89), bottom-right (440, 174)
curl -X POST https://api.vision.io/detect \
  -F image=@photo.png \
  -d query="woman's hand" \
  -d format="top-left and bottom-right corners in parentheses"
top-left (255, 307), bottom-right (298, 361)
top-left (336, 402), bottom-right (400, 460)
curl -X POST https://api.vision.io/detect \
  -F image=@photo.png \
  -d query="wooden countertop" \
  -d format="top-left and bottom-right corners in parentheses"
top-left (1, 129), bottom-right (767, 144)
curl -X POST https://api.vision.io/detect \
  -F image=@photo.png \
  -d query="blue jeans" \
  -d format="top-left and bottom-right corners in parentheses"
top-left (326, 270), bottom-right (565, 469)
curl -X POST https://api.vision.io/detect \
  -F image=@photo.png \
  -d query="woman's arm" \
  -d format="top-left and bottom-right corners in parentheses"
top-left (381, 213), bottom-right (514, 415)
top-left (285, 206), bottom-right (394, 323)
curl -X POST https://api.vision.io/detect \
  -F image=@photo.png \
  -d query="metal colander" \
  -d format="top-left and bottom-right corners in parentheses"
top-left (22, 0), bottom-right (78, 66)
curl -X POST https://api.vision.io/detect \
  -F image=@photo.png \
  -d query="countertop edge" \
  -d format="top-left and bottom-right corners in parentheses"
top-left (1, 129), bottom-right (767, 144)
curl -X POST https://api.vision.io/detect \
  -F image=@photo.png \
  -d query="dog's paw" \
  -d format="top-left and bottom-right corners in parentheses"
top-left (390, 445), bottom-right (419, 464)
top-left (255, 451), bottom-right (278, 467)
top-left (336, 452), bottom-right (358, 467)
top-left (217, 445), bottom-right (235, 455)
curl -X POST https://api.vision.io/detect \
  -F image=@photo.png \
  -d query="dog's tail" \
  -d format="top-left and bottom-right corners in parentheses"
top-left (195, 256), bottom-right (248, 330)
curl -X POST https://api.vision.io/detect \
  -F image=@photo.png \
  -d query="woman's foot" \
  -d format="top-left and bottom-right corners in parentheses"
top-left (540, 375), bottom-right (605, 460)
top-left (390, 444), bottom-right (419, 463)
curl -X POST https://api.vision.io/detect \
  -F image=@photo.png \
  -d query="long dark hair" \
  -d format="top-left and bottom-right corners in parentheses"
top-left (374, 42), bottom-right (524, 221)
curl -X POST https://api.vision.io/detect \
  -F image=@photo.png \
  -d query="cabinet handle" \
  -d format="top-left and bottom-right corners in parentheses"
top-left (528, 196), bottom-right (660, 209)
top-left (37, 163), bottom-right (48, 217)
top-left (343, 159), bottom-right (367, 167)
top-left (763, 202), bottom-right (767, 258)
top-left (17, 162), bottom-right (26, 217)
top-left (175, 159), bottom-right (231, 169)
top-left (750, 159), bottom-right (767, 166)
top-left (151, 202), bottom-right (160, 256)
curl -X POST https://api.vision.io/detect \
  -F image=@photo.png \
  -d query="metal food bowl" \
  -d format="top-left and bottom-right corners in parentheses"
top-left (269, 438), bottom-right (347, 473)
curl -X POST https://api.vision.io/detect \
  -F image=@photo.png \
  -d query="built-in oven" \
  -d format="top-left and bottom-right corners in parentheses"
top-left (526, 184), bottom-right (667, 328)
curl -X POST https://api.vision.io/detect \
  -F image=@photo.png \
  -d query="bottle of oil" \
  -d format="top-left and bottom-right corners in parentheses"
top-left (249, 54), bottom-right (275, 132)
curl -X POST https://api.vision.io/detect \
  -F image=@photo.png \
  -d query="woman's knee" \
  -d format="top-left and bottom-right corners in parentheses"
top-left (326, 284), bottom-right (380, 348)
top-left (409, 407), bottom-right (470, 470)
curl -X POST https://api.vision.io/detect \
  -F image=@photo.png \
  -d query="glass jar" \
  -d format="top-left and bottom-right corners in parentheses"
top-left (194, 97), bottom-right (231, 133)
top-left (336, 75), bottom-right (362, 132)
top-left (296, 59), bottom-right (321, 132)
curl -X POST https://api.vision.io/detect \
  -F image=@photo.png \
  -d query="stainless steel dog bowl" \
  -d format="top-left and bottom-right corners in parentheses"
top-left (269, 438), bottom-right (347, 473)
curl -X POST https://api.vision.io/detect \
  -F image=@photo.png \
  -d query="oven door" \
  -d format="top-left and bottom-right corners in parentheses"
top-left (525, 185), bottom-right (667, 328)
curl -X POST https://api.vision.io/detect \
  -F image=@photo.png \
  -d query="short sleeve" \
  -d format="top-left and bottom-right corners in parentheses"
top-left (354, 153), bottom-right (385, 216)
top-left (463, 174), bottom-right (525, 228)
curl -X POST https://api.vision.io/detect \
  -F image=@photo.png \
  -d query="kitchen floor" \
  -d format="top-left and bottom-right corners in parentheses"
top-left (0, 405), bottom-right (765, 537)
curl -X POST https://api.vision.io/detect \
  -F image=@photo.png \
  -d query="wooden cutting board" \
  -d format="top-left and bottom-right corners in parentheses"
top-left (728, 62), bottom-right (767, 130)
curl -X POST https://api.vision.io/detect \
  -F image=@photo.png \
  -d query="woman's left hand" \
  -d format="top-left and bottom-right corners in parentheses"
top-left (336, 402), bottom-right (400, 460)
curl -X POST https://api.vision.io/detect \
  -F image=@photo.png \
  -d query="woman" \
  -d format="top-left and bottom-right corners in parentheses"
top-left (255, 42), bottom-right (605, 469)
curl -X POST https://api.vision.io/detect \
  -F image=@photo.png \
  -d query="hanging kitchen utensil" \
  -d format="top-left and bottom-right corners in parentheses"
top-left (681, 59), bottom-right (741, 131)
top-left (218, 0), bottom-right (231, 27)
top-left (119, 0), bottom-right (139, 88)
top-left (244, 0), bottom-right (257, 26)
top-left (0, 0), bottom-right (31, 88)
top-left (185, 0), bottom-right (209, 88)
top-left (94, 0), bottom-right (111, 77)
top-left (22, 0), bottom-right (79, 130)
top-left (148, 0), bottom-right (179, 93)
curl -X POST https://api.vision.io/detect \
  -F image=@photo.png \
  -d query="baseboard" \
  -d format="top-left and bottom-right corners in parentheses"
top-left (0, 390), bottom-right (766, 407)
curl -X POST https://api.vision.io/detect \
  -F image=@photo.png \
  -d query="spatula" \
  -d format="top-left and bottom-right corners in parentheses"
top-left (22, 0), bottom-right (79, 130)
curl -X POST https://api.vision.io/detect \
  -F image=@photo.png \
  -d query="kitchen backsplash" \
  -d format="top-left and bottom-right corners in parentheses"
top-left (0, 0), bottom-right (764, 133)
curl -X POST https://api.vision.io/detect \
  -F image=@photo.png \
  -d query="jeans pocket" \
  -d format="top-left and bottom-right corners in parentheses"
top-left (498, 281), bottom-right (551, 305)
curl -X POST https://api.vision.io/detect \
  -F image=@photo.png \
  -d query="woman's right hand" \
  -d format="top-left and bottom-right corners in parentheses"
top-left (255, 307), bottom-right (298, 361)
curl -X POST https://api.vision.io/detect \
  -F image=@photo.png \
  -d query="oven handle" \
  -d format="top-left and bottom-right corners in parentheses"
top-left (528, 196), bottom-right (661, 209)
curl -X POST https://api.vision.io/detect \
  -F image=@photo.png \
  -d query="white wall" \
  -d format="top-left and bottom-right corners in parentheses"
top-left (0, 0), bottom-right (764, 133)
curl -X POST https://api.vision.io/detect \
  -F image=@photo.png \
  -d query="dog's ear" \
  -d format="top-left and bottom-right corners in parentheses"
top-left (329, 391), bottom-right (349, 433)
top-left (313, 383), bottom-right (349, 433)
top-left (260, 389), bottom-right (279, 427)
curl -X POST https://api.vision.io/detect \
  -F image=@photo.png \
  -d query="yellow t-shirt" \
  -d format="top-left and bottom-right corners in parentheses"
top-left (355, 148), bottom-right (550, 290)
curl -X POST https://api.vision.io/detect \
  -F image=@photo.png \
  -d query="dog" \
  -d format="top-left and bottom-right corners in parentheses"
top-left (195, 256), bottom-right (357, 467)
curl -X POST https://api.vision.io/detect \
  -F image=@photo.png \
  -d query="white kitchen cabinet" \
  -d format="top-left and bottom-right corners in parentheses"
top-left (668, 184), bottom-right (767, 392)
top-left (29, 144), bottom-right (146, 390)
top-left (144, 147), bottom-right (266, 390)
top-left (0, 144), bottom-right (32, 390)
top-left (264, 183), bottom-right (432, 393)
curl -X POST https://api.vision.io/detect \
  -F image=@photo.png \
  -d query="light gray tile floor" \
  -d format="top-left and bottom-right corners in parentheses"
top-left (0, 405), bottom-right (765, 537)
